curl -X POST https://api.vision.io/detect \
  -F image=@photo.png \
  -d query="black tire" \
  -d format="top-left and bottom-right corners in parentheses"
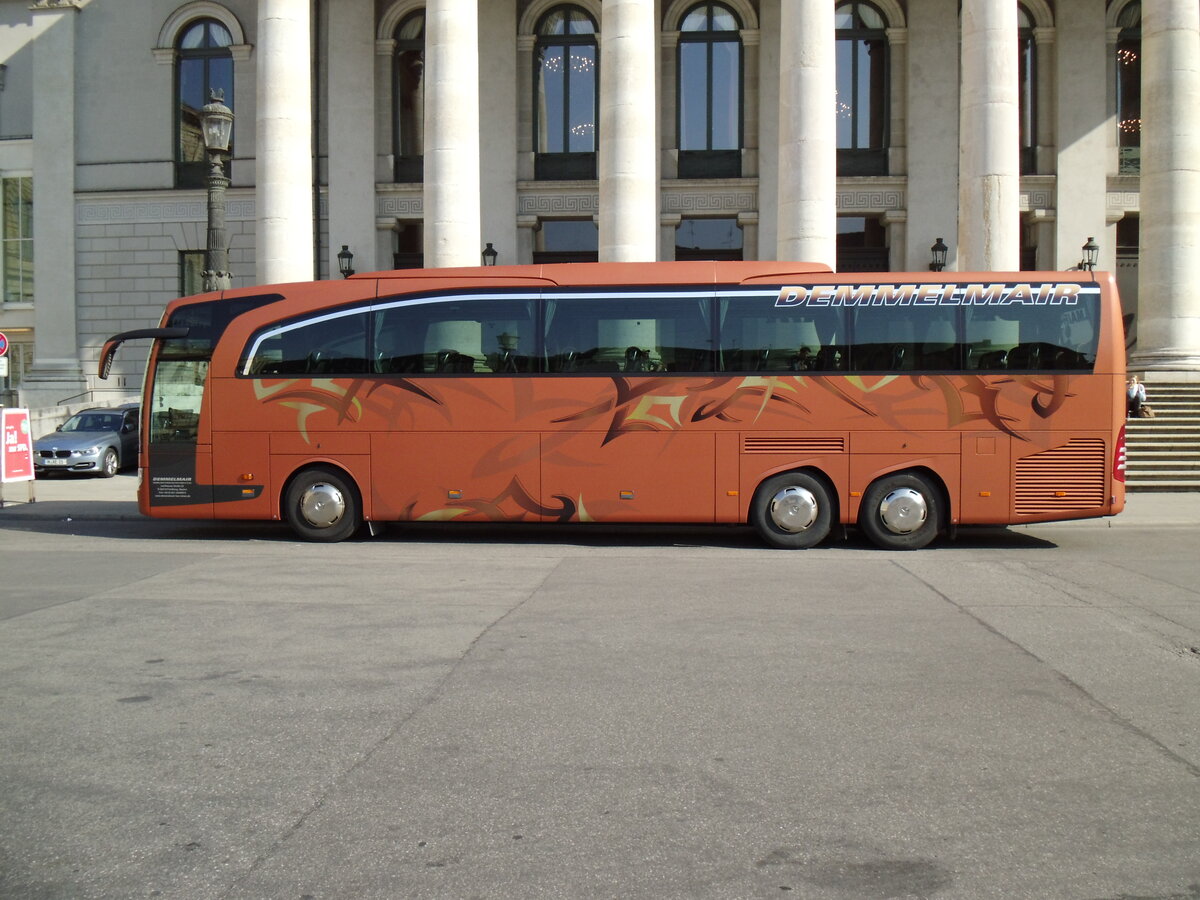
top-left (284, 467), bottom-right (362, 542)
top-left (100, 448), bottom-right (119, 478)
top-left (750, 471), bottom-right (834, 549)
top-left (858, 471), bottom-right (941, 550)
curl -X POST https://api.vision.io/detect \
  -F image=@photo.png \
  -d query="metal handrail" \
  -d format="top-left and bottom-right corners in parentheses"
top-left (55, 388), bottom-right (132, 406)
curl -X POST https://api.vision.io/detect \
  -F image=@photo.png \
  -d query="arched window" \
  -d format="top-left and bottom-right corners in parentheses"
top-left (535, 5), bottom-right (598, 180)
top-left (835, 0), bottom-right (888, 176)
top-left (1116, 1), bottom-right (1141, 174)
top-left (394, 11), bottom-right (425, 182)
top-left (677, 2), bottom-right (743, 179)
top-left (175, 18), bottom-right (234, 188)
top-left (1017, 6), bottom-right (1036, 174)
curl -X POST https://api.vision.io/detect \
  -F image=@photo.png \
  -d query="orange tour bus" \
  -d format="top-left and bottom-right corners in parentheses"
top-left (98, 261), bottom-right (1126, 549)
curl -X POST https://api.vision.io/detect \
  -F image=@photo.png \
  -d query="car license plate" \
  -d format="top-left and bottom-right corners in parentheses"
top-left (45, 458), bottom-right (67, 466)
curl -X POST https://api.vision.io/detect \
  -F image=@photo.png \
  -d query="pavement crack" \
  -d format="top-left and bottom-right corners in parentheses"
top-left (894, 560), bottom-right (1200, 780)
top-left (219, 558), bottom-right (564, 897)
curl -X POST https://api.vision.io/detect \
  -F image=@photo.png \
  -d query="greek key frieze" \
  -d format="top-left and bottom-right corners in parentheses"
top-left (834, 190), bottom-right (905, 211)
top-left (518, 193), bottom-right (600, 216)
top-left (377, 195), bottom-right (424, 217)
top-left (661, 191), bottom-right (756, 213)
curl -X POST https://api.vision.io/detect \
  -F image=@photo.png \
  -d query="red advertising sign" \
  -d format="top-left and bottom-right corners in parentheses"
top-left (1, 408), bottom-right (35, 482)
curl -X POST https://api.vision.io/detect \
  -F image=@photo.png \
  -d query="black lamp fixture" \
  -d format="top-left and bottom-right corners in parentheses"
top-left (337, 244), bottom-right (355, 278)
top-left (482, 242), bottom-right (498, 266)
top-left (1080, 236), bottom-right (1099, 272)
top-left (929, 237), bottom-right (948, 272)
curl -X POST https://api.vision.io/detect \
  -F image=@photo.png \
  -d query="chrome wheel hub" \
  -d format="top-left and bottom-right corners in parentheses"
top-left (878, 488), bottom-right (927, 534)
top-left (769, 486), bottom-right (819, 533)
top-left (299, 482), bottom-right (345, 529)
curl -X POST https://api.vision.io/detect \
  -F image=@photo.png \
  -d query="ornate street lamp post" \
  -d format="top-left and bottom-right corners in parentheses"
top-left (337, 245), bottom-right (355, 278)
top-left (1080, 236), bottom-right (1099, 272)
top-left (200, 89), bottom-right (234, 292)
top-left (929, 237), bottom-right (949, 272)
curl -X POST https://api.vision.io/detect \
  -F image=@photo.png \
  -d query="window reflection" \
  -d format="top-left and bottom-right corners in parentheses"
top-left (535, 5), bottom-right (598, 179)
top-left (1116, 1), bottom-right (1141, 174)
top-left (834, 1), bottom-right (887, 175)
top-left (677, 2), bottom-right (743, 177)
top-left (175, 19), bottom-right (233, 188)
top-left (394, 12), bottom-right (425, 182)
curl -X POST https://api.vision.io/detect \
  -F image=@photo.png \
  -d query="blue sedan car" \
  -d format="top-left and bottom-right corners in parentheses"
top-left (33, 404), bottom-right (139, 478)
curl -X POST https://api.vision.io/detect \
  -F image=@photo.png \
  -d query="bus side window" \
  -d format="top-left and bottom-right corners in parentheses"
top-left (249, 312), bottom-right (368, 375)
top-left (717, 295), bottom-right (842, 373)
top-left (545, 295), bottom-right (711, 374)
top-left (919, 314), bottom-right (961, 370)
top-left (849, 307), bottom-right (915, 372)
top-left (965, 309), bottom-right (1018, 371)
top-left (376, 296), bottom-right (537, 375)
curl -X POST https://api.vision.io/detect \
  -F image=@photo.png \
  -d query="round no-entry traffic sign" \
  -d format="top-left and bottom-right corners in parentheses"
top-left (0, 331), bottom-right (8, 356)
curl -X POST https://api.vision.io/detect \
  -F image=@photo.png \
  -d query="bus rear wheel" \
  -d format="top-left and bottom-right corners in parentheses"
top-left (285, 467), bottom-right (362, 542)
top-left (858, 471), bottom-right (940, 550)
top-left (751, 472), bottom-right (833, 549)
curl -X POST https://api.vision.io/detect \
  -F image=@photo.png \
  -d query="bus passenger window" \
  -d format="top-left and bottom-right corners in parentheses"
top-left (375, 296), bottom-right (537, 375)
top-left (918, 314), bottom-right (961, 370)
top-left (849, 307), bottom-right (917, 372)
top-left (965, 309), bottom-right (1018, 371)
top-left (717, 295), bottom-right (843, 373)
top-left (545, 296), bottom-right (711, 374)
top-left (248, 312), bottom-right (368, 376)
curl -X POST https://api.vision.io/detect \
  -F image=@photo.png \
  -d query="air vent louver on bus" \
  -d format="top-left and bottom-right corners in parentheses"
top-left (742, 436), bottom-right (845, 455)
top-left (1014, 438), bottom-right (1106, 515)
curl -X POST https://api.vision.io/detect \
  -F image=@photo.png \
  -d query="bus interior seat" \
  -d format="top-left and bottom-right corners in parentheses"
top-left (975, 349), bottom-right (1008, 370)
top-left (434, 350), bottom-right (476, 373)
top-left (1006, 343), bottom-right (1042, 369)
top-left (815, 347), bottom-right (844, 370)
top-left (857, 344), bottom-right (908, 371)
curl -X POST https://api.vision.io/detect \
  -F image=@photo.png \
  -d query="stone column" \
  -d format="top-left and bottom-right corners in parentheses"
top-left (776, 0), bottom-right (836, 267)
top-left (958, 0), bottom-right (1020, 271)
top-left (905, 0), bottom-right (958, 270)
top-left (24, 0), bottom-right (85, 406)
top-left (327, 0), bottom-right (376, 276)
top-left (886, 28), bottom-right (908, 176)
top-left (881, 210), bottom-right (907, 273)
top-left (256, 1), bottom-right (315, 284)
top-left (1033, 27), bottom-right (1056, 173)
top-left (599, 0), bottom-right (658, 262)
top-left (1053, 0), bottom-right (1106, 271)
top-left (424, 0), bottom-right (482, 267)
top-left (1132, 0), bottom-right (1200, 370)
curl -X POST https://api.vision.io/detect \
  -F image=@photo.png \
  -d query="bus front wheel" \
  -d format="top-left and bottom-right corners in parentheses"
top-left (858, 472), bottom-right (940, 550)
top-left (750, 472), bottom-right (834, 549)
top-left (284, 467), bottom-right (362, 542)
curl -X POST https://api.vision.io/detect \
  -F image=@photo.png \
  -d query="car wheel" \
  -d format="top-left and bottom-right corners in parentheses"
top-left (284, 467), bottom-right (362, 542)
top-left (858, 471), bottom-right (941, 550)
top-left (750, 471), bottom-right (834, 549)
top-left (100, 448), bottom-right (119, 478)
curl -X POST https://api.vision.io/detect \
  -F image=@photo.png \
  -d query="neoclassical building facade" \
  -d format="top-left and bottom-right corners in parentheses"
top-left (0, 0), bottom-right (1197, 407)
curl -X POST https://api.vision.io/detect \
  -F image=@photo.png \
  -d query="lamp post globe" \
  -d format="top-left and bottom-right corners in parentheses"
top-left (201, 89), bottom-right (233, 292)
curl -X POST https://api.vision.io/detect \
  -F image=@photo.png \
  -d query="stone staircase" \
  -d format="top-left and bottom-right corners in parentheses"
top-left (1124, 380), bottom-right (1200, 491)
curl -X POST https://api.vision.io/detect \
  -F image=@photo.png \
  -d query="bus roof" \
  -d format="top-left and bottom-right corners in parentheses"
top-left (171, 260), bottom-right (1109, 310)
